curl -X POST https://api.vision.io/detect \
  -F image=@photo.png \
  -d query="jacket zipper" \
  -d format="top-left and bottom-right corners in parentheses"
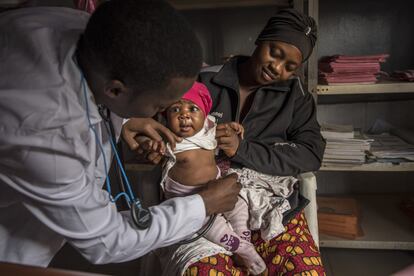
top-left (236, 89), bottom-right (258, 125)
top-left (235, 90), bottom-right (241, 123)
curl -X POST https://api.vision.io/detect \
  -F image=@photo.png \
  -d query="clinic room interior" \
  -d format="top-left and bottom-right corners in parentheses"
top-left (0, 0), bottom-right (413, 275)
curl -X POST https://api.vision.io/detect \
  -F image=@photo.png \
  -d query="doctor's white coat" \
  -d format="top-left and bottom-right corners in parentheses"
top-left (0, 7), bottom-right (205, 266)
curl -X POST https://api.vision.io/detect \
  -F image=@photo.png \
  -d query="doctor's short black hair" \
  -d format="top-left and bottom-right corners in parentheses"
top-left (79, 0), bottom-right (202, 92)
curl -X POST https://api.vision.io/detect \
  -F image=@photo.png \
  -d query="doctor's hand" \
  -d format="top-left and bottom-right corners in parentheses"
top-left (198, 173), bottom-right (241, 216)
top-left (216, 123), bottom-right (242, 158)
top-left (122, 117), bottom-right (182, 152)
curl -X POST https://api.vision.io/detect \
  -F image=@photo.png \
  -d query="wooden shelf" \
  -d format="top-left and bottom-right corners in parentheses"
top-left (320, 162), bottom-right (414, 172)
top-left (168, 0), bottom-right (289, 10)
top-left (316, 81), bottom-right (414, 95)
top-left (319, 195), bottom-right (414, 250)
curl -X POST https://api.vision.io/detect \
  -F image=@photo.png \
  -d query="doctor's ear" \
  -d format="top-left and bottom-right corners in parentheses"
top-left (104, 80), bottom-right (128, 99)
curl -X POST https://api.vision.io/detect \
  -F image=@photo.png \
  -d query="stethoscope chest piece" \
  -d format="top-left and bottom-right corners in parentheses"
top-left (131, 200), bottom-right (152, 229)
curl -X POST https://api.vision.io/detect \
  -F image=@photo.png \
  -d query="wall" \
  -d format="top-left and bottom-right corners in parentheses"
top-left (318, 0), bottom-right (414, 72)
top-left (317, 0), bottom-right (414, 131)
top-left (182, 6), bottom-right (283, 65)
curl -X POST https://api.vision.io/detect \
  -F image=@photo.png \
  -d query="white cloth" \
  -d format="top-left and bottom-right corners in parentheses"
top-left (174, 115), bottom-right (217, 154)
top-left (229, 168), bottom-right (297, 241)
top-left (0, 7), bottom-right (206, 267)
top-left (159, 234), bottom-right (230, 276)
top-left (160, 168), bottom-right (297, 275)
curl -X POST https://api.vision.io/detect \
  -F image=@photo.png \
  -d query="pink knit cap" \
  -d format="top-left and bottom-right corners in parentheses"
top-left (181, 81), bottom-right (212, 117)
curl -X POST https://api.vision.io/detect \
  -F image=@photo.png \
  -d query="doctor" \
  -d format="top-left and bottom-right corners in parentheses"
top-left (0, 0), bottom-right (240, 267)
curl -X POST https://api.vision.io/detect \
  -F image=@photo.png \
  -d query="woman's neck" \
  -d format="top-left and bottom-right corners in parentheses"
top-left (237, 58), bottom-right (260, 93)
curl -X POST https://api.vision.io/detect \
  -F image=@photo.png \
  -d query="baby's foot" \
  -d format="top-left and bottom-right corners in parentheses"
top-left (235, 240), bottom-right (266, 275)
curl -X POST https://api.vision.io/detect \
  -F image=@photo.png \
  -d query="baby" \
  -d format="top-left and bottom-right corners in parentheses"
top-left (138, 82), bottom-right (266, 274)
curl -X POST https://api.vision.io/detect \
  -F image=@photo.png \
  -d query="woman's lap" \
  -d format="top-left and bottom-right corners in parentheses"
top-left (184, 211), bottom-right (325, 276)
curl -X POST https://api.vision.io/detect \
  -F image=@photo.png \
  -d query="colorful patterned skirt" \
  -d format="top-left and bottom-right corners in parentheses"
top-left (184, 211), bottom-right (325, 276)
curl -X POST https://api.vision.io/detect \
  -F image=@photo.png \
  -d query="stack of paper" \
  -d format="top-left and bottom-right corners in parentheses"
top-left (318, 54), bottom-right (389, 85)
top-left (367, 133), bottom-right (414, 162)
top-left (321, 123), bottom-right (354, 139)
top-left (321, 123), bottom-right (373, 165)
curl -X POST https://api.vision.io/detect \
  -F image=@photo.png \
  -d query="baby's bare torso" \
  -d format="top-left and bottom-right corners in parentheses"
top-left (168, 148), bottom-right (218, 186)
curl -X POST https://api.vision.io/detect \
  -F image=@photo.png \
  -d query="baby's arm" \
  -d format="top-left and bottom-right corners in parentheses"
top-left (228, 122), bottom-right (244, 139)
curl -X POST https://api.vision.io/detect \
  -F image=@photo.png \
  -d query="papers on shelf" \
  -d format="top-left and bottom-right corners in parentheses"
top-left (366, 119), bottom-right (414, 162)
top-left (321, 123), bottom-right (373, 165)
top-left (318, 54), bottom-right (389, 85)
top-left (367, 133), bottom-right (414, 161)
top-left (368, 118), bottom-right (414, 145)
top-left (321, 120), bottom-right (414, 167)
top-left (321, 123), bottom-right (354, 139)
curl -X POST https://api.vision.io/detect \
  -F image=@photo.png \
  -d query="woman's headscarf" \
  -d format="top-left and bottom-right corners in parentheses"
top-left (255, 9), bottom-right (317, 62)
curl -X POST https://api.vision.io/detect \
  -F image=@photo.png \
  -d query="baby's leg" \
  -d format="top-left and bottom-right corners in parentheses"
top-left (223, 196), bottom-right (251, 242)
top-left (204, 215), bottom-right (266, 275)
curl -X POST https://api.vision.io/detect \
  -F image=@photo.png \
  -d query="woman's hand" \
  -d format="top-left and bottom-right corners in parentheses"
top-left (228, 122), bottom-right (244, 139)
top-left (122, 118), bottom-right (181, 160)
top-left (216, 123), bottom-right (242, 158)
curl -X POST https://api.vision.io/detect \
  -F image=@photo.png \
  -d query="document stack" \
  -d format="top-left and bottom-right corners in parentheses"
top-left (318, 54), bottom-right (388, 85)
top-left (366, 133), bottom-right (414, 162)
top-left (321, 123), bottom-right (373, 166)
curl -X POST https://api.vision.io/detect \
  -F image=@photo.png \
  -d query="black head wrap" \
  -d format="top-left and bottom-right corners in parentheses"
top-left (255, 9), bottom-right (317, 62)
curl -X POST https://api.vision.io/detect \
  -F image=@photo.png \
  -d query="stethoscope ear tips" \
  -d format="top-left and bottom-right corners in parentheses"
top-left (131, 200), bottom-right (152, 229)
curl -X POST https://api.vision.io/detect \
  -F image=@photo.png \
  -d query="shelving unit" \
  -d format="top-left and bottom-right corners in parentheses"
top-left (312, 0), bottom-right (414, 267)
top-left (320, 162), bottom-right (414, 172)
top-left (316, 82), bottom-right (414, 95)
top-left (319, 195), bottom-right (414, 250)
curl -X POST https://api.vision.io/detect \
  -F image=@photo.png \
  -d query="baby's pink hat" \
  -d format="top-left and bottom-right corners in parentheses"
top-left (181, 81), bottom-right (212, 117)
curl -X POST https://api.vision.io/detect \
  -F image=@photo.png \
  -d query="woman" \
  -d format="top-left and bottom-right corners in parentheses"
top-left (186, 8), bottom-right (326, 275)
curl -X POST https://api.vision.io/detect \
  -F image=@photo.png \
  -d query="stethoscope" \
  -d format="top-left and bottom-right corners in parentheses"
top-left (81, 74), bottom-right (152, 230)
top-left (80, 74), bottom-right (216, 243)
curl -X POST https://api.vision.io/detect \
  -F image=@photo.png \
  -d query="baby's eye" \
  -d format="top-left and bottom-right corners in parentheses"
top-left (169, 106), bottom-right (180, 113)
top-left (190, 106), bottom-right (200, 112)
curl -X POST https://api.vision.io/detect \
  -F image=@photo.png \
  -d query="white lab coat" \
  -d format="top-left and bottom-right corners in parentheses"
top-left (0, 7), bottom-right (206, 267)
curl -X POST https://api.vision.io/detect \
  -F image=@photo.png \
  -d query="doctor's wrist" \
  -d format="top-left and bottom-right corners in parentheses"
top-left (197, 173), bottom-right (240, 216)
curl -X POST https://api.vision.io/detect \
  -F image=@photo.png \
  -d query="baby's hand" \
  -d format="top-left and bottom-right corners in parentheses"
top-left (228, 122), bottom-right (244, 139)
top-left (134, 136), bottom-right (166, 164)
top-left (142, 139), bottom-right (166, 155)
